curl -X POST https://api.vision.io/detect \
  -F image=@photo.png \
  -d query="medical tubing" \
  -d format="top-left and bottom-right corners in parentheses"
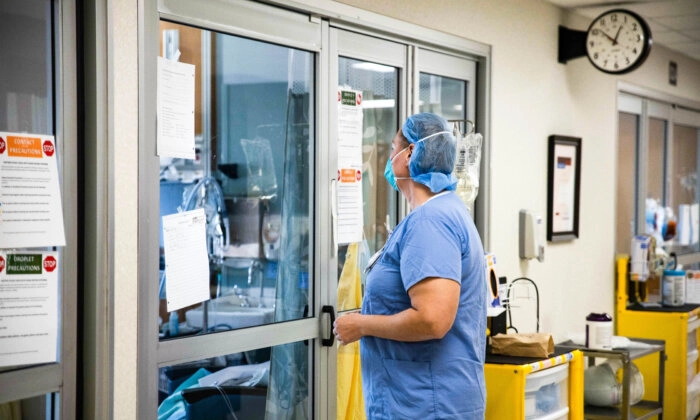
top-left (214, 383), bottom-right (239, 420)
top-left (505, 277), bottom-right (540, 333)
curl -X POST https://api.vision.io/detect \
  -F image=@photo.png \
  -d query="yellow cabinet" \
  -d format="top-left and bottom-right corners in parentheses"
top-left (485, 350), bottom-right (583, 419)
top-left (616, 255), bottom-right (700, 420)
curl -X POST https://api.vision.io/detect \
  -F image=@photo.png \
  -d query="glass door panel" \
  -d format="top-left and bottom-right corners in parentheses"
top-left (155, 12), bottom-right (317, 419)
top-left (418, 73), bottom-right (466, 130)
top-left (671, 123), bottom-right (699, 253)
top-left (646, 117), bottom-right (666, 204)
top-left (158, 22), bottom-right (314, 340)
top-left (416, 48), bottom-right (479, 222)
top-left (331, 29), bottom-right (405, 420)
top-left (616, 112), bottom-right (639, 254)
top-left (337, 57), bottom-right (400, 257)
top-left (158, 340), bottom-right (310, 419)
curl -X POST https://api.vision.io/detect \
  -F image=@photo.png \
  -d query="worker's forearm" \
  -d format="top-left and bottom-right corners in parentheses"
top-left (359, 309), bottom-right (448, 342)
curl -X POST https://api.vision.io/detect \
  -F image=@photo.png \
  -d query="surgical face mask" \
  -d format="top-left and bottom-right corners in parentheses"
top-left (384, 146), bottom-right (409, 191)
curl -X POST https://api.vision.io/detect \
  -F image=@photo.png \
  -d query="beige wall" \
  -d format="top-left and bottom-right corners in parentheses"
top-left (336, 0), bottom-right (700, 340)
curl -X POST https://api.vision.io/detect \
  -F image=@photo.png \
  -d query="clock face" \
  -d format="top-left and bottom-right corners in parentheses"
top-left (585, 9), bottom-right (652, 74)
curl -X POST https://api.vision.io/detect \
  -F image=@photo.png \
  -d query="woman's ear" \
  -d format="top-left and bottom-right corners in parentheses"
top-left (406, 143), bottom-right (415, 159)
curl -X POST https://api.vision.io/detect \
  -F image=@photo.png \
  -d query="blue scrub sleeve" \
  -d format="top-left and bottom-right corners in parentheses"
top-left (399, 217), bottom-right (462, 290)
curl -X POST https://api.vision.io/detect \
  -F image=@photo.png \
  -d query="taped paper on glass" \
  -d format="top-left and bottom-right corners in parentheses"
top-left (162, 208), bottom-right (210, 311)
top-left (157, 56), bottom-right (196, 159)
top-left (0, 132), bottom-right (66, 248)
top-left (336, 88), bottom-right (363, 245)
top-left (0, 251), bottom-right (59, 367)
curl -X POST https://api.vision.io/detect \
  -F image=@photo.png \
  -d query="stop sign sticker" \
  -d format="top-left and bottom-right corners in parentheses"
top-left (0, 256), bottom-right (5, 273)
top-left (43, 255), bottom-right (57, 272)
top-left (43, 140), bottom-right (55, 157)
top-left (0, 137), bottom-right (5, 154)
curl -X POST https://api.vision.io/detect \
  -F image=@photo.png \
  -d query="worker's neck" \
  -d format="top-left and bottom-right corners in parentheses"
top-left (404, 182), bottom-right (435, 210)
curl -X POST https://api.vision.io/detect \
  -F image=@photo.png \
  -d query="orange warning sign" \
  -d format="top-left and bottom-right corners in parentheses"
top-left (339, 168), bottom-right (357, 183)
top-left (7, 135), bottom-right (43, 158)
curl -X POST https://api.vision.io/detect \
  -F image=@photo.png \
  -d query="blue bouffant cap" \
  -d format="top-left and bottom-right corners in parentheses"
top-left (401, 113), bottom-right (457, 193)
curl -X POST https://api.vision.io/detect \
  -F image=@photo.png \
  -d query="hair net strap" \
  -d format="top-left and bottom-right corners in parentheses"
top-left (415, 130), bottom-right (451, 144)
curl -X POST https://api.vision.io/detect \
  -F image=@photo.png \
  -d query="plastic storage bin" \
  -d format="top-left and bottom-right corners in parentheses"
top-left (688, 349), bottom-right (698, 385)
top-left (524, 363), bottom-right (569, 419)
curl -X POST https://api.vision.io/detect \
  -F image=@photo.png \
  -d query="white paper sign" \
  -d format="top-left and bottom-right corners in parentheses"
top-left (157, 56), bottom-right (196, 159)
top-left (0, 251), bottom-right (59, 367)
top-left (685, 270), bottom-right (700, 304)
top-left (0, 132), bottom-right (66, 248)
top-left (162, 208), bottom-right (210, 312)
top-left (337, 89), bottom-right (364, 245)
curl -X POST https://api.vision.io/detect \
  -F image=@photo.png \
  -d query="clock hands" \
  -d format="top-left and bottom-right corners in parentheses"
top-left (599, 26), bottom-right (624, 45)
top-left (612, 26), bottom-right (623, 45)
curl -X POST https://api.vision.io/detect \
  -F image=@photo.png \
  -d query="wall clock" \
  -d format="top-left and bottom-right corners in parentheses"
top-left (558, 9), bottom-right (653, 75)
top-left (585, 9), bottom-right (652, 74)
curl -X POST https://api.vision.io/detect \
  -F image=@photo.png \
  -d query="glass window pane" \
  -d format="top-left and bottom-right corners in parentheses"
top-left (418, 73), bottom-right (466, 132)
top-left (157, 341), bottom-right (310, 419)
top-left (158, 22), bottom-right (314, 340)
top-left (0, 0), bottom-right (61, 374)
top-left (338, 57), bottom-right (399, 255)
top-left (647, 117), bottom-right (666, 204)
top-left (0, 393), bottom-right (57, 419)
top-left (616, 112), bottom-right (638, 254)
top-left (0, 0), bottom-right (53, 134)
top-left (336, 57), bottom-right (399, 313)
top-left (671, 124), bottom-right (699, 252)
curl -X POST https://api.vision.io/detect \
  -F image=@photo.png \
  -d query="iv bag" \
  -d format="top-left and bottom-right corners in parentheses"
top-left (453, 127), bottom-right (483, 214)
top-left (241, 137), bottom-right (278, 196)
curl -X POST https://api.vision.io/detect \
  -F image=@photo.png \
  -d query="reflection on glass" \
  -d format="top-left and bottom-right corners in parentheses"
top-left (158, 22), bottom-right (314, 339)
top-left (647, 118), bottom-right (666, 203)
top-left (0, 393), bottom-right (58, 418)
top-left (336, 57), bottom-right (398, 311)
top-left (0, 0), bottom-right (61, 375)
top-left (338, 57), bottom-right (399, 254)
top-left (419, 73), bottom-right (466, 132)
top-left (671, 124), bottom-right (699, 253)
top-left (616, 112), bottom-right (638, 254)
top-left (157, 341), bottom-right (310, 419)
top-left (0, 0), bottom-right (53, 134)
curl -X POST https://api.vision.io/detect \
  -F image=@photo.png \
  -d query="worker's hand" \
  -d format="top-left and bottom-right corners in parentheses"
top-left (333, 312), bottom-right (363, 345)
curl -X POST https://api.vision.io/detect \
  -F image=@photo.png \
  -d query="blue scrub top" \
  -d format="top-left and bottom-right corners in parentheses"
top-left (360, 192), bottom-right (487, 420)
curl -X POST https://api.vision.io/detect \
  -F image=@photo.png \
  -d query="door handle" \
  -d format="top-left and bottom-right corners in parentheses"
top-left (321, 305), bottom-right (336, 347)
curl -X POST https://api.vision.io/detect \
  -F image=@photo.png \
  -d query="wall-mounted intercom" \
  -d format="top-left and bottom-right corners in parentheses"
top-left (519, 209), bottom-right (544, 262)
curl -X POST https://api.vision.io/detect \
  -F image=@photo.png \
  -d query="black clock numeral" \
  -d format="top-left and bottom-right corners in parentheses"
top-left (625, 57), bottom-right (630, 65)
top-left (633, 47), bottom-right (638, 54)
top-left (632, 23), bottom-right (638, 31)
top-left (614, 62), bottom-right (619, 69)
top-left (594, 52), bottom-right (599, 60)
top-left (592, 29), bottom-right (599, 36)
top-left (611, 14), bottom-right (618, 22)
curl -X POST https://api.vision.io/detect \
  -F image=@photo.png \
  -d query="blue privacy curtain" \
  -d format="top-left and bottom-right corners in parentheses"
top-left (265, 49), bottom-right (313, 420)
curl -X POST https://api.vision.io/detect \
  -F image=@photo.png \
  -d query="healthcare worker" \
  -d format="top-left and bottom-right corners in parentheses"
top-left (333, 113), bottom-right (487, 419)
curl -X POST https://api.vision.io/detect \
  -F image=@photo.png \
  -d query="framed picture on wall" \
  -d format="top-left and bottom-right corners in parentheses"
top-left (547, 135), bottom-right (581, 242)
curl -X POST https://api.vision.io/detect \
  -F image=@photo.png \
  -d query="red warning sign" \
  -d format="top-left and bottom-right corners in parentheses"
top-left (43, 255), bottom-right (57, 272)
top-left (43, 140), bottom-right (55, 157)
